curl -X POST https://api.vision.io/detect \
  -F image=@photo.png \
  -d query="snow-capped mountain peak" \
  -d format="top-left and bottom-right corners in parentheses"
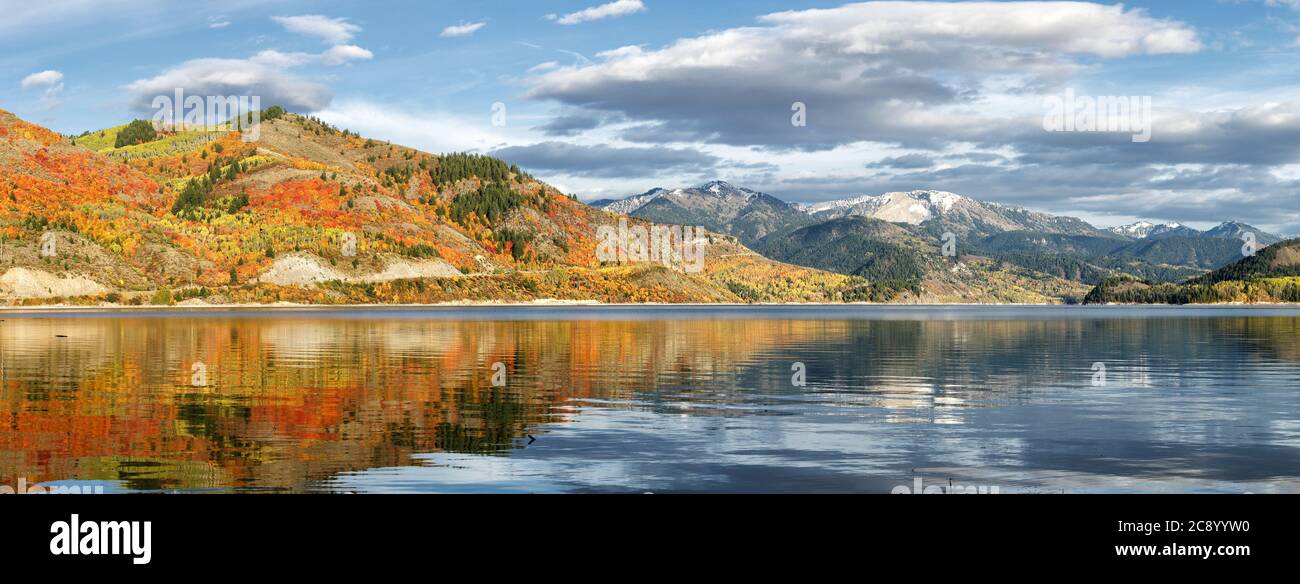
top-left (698, 180), bottom-right (760, 200)
top-left (1108, 221), bottom-right (1184, 239)
top-left (598, 181), bottom-right (766, 215)
top-left (1204, 221), bottom-right (1279, 244)
top-left (804, 190), bottom-right (966, 225)
top-left (602, 188), bottom-right (669, 214)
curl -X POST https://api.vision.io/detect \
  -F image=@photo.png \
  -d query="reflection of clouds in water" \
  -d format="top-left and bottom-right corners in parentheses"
top-left (259, 320), bottom-right (460, 361)
top-left (0, 319), bottom-right (112, 384)
top-left (1268, 419), bottom-right (1300, 450)
top-left (329, 406), bottom-right (913, 493)
top-left (259, 321), bottom-right (349, 362)
top-left (373, 321), bottom-right (459, 357)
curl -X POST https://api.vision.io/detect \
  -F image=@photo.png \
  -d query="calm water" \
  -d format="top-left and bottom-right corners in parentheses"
top-left (1, 306), bottom-right (1298, 494)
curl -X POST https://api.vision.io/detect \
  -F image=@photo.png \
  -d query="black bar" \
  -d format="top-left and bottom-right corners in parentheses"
top-left (1, 494), bottom-right (1281, 574)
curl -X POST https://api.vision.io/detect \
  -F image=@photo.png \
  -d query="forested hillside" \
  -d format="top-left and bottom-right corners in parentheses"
top-left (0, 108), bottom-right (873, 306)
top-left (1085, 238), bottom-right (1300, 304)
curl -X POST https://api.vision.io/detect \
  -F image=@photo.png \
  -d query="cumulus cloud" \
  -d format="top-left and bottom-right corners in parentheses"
top-left (517, 2), bottom-right (1300, 230)
top-left (527, 2), bottom-right (1201, 150)
top-left (441, 21), bottom-right (487, 37)
top-left (272, 14), bottom-right (360, 44)
top-left (322, 44), bottom-right (374, 65)
top-left (21, 70), bottom-right (64, 108)
top-left (490, 141), bottom-right (720, 178)
top-left (21, 70), bottom-right (64, 90)
top-left (548, 0), bottom-right (645, 25)
top-left (126, 57), bottom-right (332, 113)
top-left (126, 16), bottom-right (375, 114)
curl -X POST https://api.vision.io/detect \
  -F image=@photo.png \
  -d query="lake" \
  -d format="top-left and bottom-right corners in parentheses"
top-left (1, 305), bottom-right (1298, 493)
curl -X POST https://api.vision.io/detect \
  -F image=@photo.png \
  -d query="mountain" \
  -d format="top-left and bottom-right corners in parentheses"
top-left (589, 187), bottom-right (670, 215)
top-left (1108, 221), bottom-right (1184, 239)
top-left (1085, 237), bottom-right (1300, 304)
top-left (596, 181), bottom-right (814, 247)
top-left (1189, 236), bottom-right (1300, 285)
top-left (1108, 220), bottom-right (1280, 245)
top-left (757, 216), bottom-right (1094, 303)
top-left (0, 108), bottom-right (875, 305)
top-left (1203, 221), bottom-right (1283, 246)
top-left (13, 104), bottom-right (1276, 308)
top-left (804, 190), bottom-right (965, 223)
top-left (1094, 220), bottom-right (1284, 270)
top-left (756, 216), bottom-right (926, 283)
top-left (1142, 225), bottom-right (1204, 240)
top-left (806, 190), bottom-right (1111, 239)
top-left (596, 181), bottom-right (1270, 299)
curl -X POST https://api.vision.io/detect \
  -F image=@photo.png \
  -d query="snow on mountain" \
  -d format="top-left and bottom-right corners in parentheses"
top-left (805, 190), bottom-right (967, 225)
top-left (1203, 221), bottom-right (1283, 245)
top-left (601, 188), bottom-right (670, 214)
top-left (1108, 221), bottom-right (1184, 239)
top-left (599, 181), bottom-right (762, 214)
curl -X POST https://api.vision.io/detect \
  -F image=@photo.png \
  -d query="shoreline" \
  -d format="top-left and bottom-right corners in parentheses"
top-left (2, 301), bottom-right (1300, 314)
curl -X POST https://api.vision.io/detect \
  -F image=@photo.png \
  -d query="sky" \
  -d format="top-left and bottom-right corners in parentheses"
top-left (2, 0), bottom-right (1300, 234)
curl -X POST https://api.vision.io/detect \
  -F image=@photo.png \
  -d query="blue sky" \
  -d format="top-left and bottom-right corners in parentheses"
top-left (3, 0), bottom-right (1300, 233)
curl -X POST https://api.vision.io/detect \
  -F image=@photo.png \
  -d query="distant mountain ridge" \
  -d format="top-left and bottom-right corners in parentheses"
top-left (594, 181), bottom-right (812, 247)
top-left (1109, 221), bottom-right (1183, 239)
top-left (598, 181), bottom-right (1281, 250)
top-left (1109, 220), bottom-right (1281, 245)
top-left (594, 180), bottom-right (1287, 299)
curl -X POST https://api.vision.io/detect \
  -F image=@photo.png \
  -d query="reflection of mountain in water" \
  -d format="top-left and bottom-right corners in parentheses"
top-left (1, 312), bottom-right (1298, 492)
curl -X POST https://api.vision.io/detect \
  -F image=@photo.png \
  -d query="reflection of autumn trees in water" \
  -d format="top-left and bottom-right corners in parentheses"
top-left (0, 317), bottom-right (843, 491)
top-left (2, 315), bottom-right (1297, 492)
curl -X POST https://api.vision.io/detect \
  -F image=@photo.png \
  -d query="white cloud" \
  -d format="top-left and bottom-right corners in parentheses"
top-left (315, 100), bottom-right (519, 153)
top-left (247, 45), bottom-right (372, 68)
top-left (758, 1), bottom-right (1201, 58)
top-left (249, 50), bottom-right (316, 68)
top-left (322, 44), bottom-right (374, 65)
top-left (20, 69), bottom-right (65, 109)
top-left (271, 14), bottom-right (361, 44)
top-left (208, 16), bottom-right (231, 29)
top-left (550, 0), bottom-right (645, 25)
top-left (441, 21), bottom-right (487, 37)
top-left (527, 1), bottom-right (1202, 149)
top-left (21, 70), bottom-right (64, 90)
top-left (127, 9), bottom-right (373, 115)
top-left (127, 57), bottom-right (333, 113)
